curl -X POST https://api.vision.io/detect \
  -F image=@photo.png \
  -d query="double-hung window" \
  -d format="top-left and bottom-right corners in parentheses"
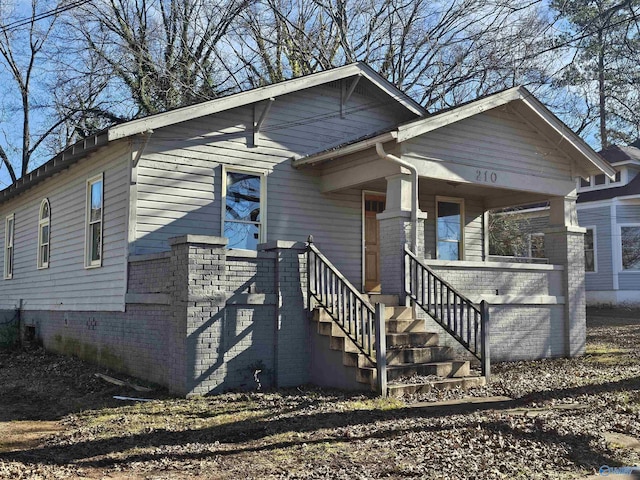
top-left (85, 174), bottom-right (103, 267)
top-left (37, 199), bottom-right (50, 269)
top-left (4, 213), bottom-right (14, 279)
top-left (222, 167), bottom-right (266, 250)
top-left (621, 225), bottom-right (640, 271)
top-left (436, 197), bottom-right (464, 260)
top-left (584, 227), bottom-right (596, 272)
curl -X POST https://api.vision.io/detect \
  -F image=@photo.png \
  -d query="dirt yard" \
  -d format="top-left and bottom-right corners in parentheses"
top-left (0, 308), bottom-right (639, 479)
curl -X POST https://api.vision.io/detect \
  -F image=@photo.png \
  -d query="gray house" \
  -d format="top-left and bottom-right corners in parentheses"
top-left (576, 142), bottom-right (640, 306)
top-left (0, 63), bottom-right (615, 396)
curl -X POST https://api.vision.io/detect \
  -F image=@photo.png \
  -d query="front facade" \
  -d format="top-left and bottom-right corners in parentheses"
top-left (0, 64), bottom-right (614, 395)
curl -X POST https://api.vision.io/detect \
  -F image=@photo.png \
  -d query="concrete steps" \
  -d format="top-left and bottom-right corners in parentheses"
top-left (311, 301), bottom-right (484, 396)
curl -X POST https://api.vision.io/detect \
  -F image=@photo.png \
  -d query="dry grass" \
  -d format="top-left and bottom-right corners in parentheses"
top-left (0, 311), bottom-right (639, 479)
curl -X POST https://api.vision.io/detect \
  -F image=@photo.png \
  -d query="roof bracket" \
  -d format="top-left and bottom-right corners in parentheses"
top-left (341, 75), bottom-right (361, 118)
top-left (253, 98), bottom-right (275, 147)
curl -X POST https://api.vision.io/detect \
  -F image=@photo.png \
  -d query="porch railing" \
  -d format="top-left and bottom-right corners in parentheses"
top-left (404, 246), bottom-right (490, 379)
top-left (307, 237), bottom-right (387, 394)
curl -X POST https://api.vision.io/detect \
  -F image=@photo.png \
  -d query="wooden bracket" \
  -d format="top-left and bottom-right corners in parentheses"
top-left (341, 75), bottom-right (361, 118)
top-left (253, 97), bottom-right (275, 147)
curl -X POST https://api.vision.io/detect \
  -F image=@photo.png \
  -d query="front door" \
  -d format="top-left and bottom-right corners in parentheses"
top-left (364, 194), bottom-right (385, 292)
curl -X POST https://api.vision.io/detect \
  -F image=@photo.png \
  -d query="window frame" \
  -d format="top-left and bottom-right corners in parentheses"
top-left (528, 232), bottom-right (545, 259)
top-left (619, 223), bottom-right (640, 272)
top-left (577, 171), bottom-right (622, 192)
top-left (435, 196), bottom-right (465, 261)
top-left (221, 165), bottom-right (267, 250)
top-left (4, 213), bottom-right (15, 279)
top-left (85, 173), bottom-right (104, 268)
top-left (37, 198), bottom-right (51, 269)
top-left (583, 226), bottom-right (597, 273)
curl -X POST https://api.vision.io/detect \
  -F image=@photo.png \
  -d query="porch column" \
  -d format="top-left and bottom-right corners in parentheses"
top-left (543, 195), bottom-right (586, 356)
top-left (377, 174), bottom-right (426, 298)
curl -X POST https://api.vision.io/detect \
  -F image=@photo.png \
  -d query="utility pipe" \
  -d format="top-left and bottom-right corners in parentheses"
top-left (375, 142), bottom-right (419, 253)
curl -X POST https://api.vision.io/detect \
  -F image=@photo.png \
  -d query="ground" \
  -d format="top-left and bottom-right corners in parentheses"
top-left (0, 308), bottom-right (639, 479)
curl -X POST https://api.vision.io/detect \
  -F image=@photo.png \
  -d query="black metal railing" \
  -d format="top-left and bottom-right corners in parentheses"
top-left (307, 238), bottom-right (378, 362)
top-left (404, 246), bottom-right (490, 378)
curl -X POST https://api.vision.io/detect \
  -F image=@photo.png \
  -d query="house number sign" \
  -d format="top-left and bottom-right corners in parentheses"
top-left (476, 169), bottom-right (498, 183)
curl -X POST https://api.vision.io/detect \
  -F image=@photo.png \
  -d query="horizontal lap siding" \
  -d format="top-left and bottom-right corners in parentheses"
top-left (0, 142), bottom-right (130, 311)
top-left (403, 109), bottom-right (572, 180)
top-left (134, 85), bottom-right (412, 287)
top-left (617, 204), bottom-right (640, 290)
top-left (577, 206), bottom-right (613, 291)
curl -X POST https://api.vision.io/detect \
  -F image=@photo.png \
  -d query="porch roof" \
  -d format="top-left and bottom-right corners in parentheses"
top-left (291, 86), bottom-right (616, 180)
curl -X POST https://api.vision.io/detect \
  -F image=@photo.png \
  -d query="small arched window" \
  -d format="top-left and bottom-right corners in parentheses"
top-left (37, 198), bottom-right (50, 269)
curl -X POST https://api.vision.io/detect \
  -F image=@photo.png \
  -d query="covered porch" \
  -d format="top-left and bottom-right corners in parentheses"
top-left (293, 86), bottom-right (615, 361)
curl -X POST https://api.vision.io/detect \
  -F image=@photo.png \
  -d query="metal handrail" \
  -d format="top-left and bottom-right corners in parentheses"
top-left (404, 246), bottom-right (490, 379)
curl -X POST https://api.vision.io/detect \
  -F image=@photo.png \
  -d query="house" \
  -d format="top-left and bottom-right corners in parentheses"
top-left (0, 63), bottom-right (615, 396)
top-left (576, 142), bottom-right (640, 306)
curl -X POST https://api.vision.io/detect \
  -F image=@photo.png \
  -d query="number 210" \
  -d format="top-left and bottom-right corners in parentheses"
top-left (476, 170), bottom-right (497, 183)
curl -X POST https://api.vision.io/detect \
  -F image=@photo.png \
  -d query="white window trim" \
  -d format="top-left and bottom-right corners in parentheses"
top-left (435, 196), bottom-right (465, 261)
top-left (583, 225), bottom-right (597, 274)
top-left (37, 198), bottom-right (51, 269)
top-left (619, 222), bottom-right (640, 272)
top-left (4, 213), bottom-right (15, 279)
top-left (85, 173), bottom-right (104, 268)
top-left (221, 165), bottom-right (267, 250)
top-left (577, 171), bottom-right (622, 192)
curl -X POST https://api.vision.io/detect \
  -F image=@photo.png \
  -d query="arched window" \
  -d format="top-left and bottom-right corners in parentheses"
top-left (37, 198), bottom-right (50, 269)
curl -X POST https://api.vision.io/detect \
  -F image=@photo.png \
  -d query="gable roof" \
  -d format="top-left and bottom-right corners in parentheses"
top-left (107, 62), bottom-right (425, 141)
top-left (598, 144), bottom-right (640, 165)
top-left (292, 86), bottom-right (616, 180)
top-left (0, 63), bottom-right (424, 203)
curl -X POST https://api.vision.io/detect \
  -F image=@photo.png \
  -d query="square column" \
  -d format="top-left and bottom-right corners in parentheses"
top-left (544, 195), bottom-right (586, 356)
top-left (377, 174), bottom-right (426, 298)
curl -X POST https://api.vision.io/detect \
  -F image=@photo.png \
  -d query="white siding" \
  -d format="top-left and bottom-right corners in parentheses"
top-left (403, 109), bottom-right (573, 184)
top-left (0, 141), bottom-right (131, 311)
top-left (133, 84), bottom-right (414, 286)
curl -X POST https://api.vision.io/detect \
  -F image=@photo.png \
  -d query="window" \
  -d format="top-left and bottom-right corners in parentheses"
top-left (436, 198), bottom-right (464, 260)
top-left (621, 226), bottom-right (640, 270)
top-left (85, 174), bottom-right (103, 267)
top-left (577, 171), bottom-right (622, 191)
top-left (37, 199), bottom-right (50, 269)
top-left (529, 233), bottom-right (545, 259)
top-left (222, 167), bottom-right (266, 250)
top-left (4, 213), bottom-right (14, 279)
top-left (584, 227), bottom-right (596, 272)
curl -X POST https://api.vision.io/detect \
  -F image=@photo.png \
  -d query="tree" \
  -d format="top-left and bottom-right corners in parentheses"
top-left (231, 0), bottom-right (554, 110)
top-left (550, 0), bottom-right (640, 148)
top-left (69, 0), bottom-right (252, 119)
top-left (0, 0), bottom-right (112, 184)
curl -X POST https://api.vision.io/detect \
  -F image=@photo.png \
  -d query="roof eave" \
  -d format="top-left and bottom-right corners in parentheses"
top-left (109, 63), bottom-right (425, 142)
top-left (292, 131), bottom-right (397, 167)
top-left (0, 132), bottom-right (109, 204)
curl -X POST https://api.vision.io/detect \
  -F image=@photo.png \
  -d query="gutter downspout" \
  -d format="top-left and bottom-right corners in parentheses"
top-left (375, 142), bottom-right (419, 253)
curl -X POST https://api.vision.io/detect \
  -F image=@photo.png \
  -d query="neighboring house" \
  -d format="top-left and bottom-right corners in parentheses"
top-left (0, 63), bottom-right (615, 396)
top-left (576, 142), bottom-right (640, 306)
